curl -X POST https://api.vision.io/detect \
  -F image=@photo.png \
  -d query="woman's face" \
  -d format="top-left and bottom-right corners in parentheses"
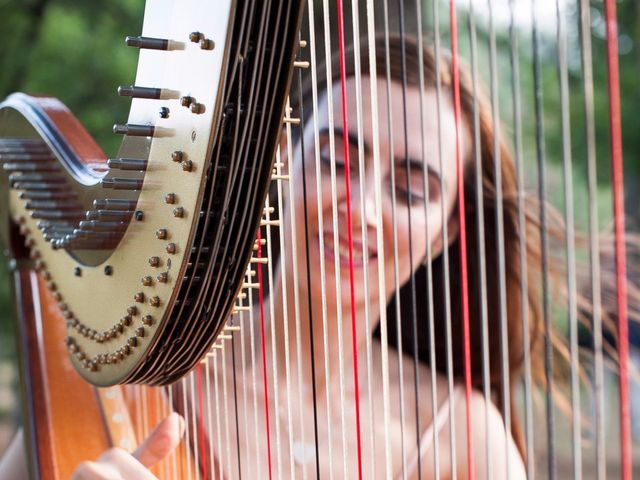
top-left (284, 75), bottom-right (464, 319)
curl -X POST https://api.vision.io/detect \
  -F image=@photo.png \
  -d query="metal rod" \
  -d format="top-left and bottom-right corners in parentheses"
top-left (125, 35), bottom-right (169, 50)
top-left (101, 178), bottom-right (144, 190)
top-left (107, 158), bottom-right (148, 171)
top-left (117, 85), bottom-right (163, 99)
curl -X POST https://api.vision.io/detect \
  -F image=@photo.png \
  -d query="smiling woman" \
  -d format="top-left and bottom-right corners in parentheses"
top-left (0, 0), bottom-right (639, 478)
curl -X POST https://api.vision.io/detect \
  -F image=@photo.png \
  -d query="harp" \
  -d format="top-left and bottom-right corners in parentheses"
top-left (0, 0), bottom-right (637, 479)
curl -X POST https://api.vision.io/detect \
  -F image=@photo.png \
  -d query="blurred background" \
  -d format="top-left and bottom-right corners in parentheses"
top-left (0, 0), bottom-right (638, 473)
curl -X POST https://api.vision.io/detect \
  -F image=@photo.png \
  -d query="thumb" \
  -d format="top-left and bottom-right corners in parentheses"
top-left (133, 412), bottom-right (185, 468)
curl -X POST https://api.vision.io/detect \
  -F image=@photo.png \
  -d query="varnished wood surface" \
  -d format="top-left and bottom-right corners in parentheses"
top-left (15, 270), bottom-right (111, 479)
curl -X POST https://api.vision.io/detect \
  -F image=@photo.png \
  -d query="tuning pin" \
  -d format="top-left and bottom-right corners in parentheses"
top-left (93, 199), bottom-right (138, 210)
top-left (107, 158), bottom-right (148, 171)
top-left (125, 36), bottom-right (169, 50)
top-left (117, 85), bottom-right (162, 99)
top-left (112, 124), bottom-right (155, 137)
top-left (101, 178), bottom-right (144, 190)
top-left (86, 210), bottom-right (133, 222)
top-left (19, 190), bottom-right (77, 200)
top-left (78, 220), bottom-right (128, 232)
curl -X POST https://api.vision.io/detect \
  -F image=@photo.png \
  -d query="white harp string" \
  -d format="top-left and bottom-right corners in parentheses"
top-left (417, 1), bottom-right (442, 478)
top-left (349, 0), bottom-right (378, 474)
top-left (467, 0), bottom-right (493, 478)
top-left (320, 0), bottom-right (351, 475)
top-left (381, 1), bottom-right (409, 476)
top-left (577, 0), bottom-right (605, 474)
top-left (431, 0), bottom-right (458, 475)
top-left (364, 0), bottom-right (394, 476)
top-left (284, 95), bottom-right (310, 480)
top-left (507, 0), bottom-right (535, 476)
top-left (273, 146), bottom-right (297, 479)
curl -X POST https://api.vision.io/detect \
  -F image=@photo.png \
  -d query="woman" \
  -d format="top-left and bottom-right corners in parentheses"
top-left (4, 36), bottom-right (536, 478)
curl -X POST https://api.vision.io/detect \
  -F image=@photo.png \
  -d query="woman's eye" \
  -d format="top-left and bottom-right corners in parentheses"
top-left (394, 166), bottom-right (441, 206)
top-left (319, 137), bottom-right (345, 171)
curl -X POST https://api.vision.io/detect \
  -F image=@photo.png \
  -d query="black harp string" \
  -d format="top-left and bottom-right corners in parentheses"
top-left (296, 28), bottom-right (323, 480)
top-left (396, 2), bottom-right (423, 480)
top-left (507, 0), bottom-right (535, 477)
top-left (576, 0), bottom-right (605, 474)
top-left (416, 0), bottom-right (442, 478)
top-left (431, 0), bottom-right (459, 475)
top-left (531, 0), bottom-right (557, 475)
top-left (555, 0), bottom-right (582, 475)
top-left (307, 0), bottom-right (337, 474)
top-left (467, 1), bottom-right (493, 478)
top-left (382, 0), bottom-right (409, 474)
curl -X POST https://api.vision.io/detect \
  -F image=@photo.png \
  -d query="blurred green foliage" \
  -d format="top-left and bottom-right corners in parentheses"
top-left (0, 0), bottom-right (144, 155)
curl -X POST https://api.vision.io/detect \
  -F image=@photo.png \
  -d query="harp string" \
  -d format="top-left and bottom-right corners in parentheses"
top-left (319, 0), bottom-right (352, 475)
top-left (334, 0), bottom-right (365, 476)
top-left (167, 385), bottom-right (178, 478)
top-left (396, 3), bottom-right (424, 479)
top-left (576, 0), bottom-right (605, 473)
top-left (381, 1), bottom-right (410, 476)
top-left (182, 377), bottom-right (194, 480)
top-left (246, 269), bottom-right (264, 479)
top-left (296, 28), bottom-right (323, 480)
top-left (230, 330), bottom-right (244, 479)
top-left (306, 1), bottom-right (337, 475)
top-left (274, 147), bottom-right (294, 478)
top-left (467, 0), bottom-right (494, 477)
top-left (447, 0), bottom-right (476, 476)
top-left (212, 350), bottom-right (223, 479)
top-left (283, 95), bottom-right (310, 480)
top-left (531, 0), bottom-right (557, 474)
top-left (220, 348), bottom-right (233, 478)
top-left (416, 0), bottom-right (442, 478)
top-left (603, 0), bottom-right (632, 475)
top-left (256, 227), bottom-right (274, 480)
top-left (362, 0), bottom-right (395, 476)
top-left (506, 0), bottom-right (535, 477)
top-left (204, 352), bottom-right (216, 479)
top-left (431, 0), bottom-right (459, 475)
top-left (347, 1), bottom-right (379, 476)
top-left (555, 0), bottom-right (582, 475)
top-left (486, 0), bottom-right (513, 476)
top-left (189, 370), bottom-right (200, 479)
top-left (273, 144), bottom-right (296, 479)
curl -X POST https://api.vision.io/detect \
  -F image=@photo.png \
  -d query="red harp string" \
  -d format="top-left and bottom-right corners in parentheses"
top-left (335, 0), bottom-right (364, 478)
top-left (604, 0), bottom-right (631, 476)
top-left (449, 0), bottom-right (476, 478)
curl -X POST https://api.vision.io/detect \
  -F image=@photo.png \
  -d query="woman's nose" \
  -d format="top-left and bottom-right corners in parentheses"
top-left (338, 179), bottom-right (378, 230)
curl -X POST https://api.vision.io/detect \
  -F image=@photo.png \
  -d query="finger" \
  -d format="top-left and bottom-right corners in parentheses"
top-left (132, 412), bottom-right (185, 468)
top-left (71, 459), bottom-right (122, 480)
top-left (98, 448), bottom-right (159, 479)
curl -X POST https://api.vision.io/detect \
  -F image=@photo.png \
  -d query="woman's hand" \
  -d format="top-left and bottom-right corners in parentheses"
top-left (71, 412), bottom-right (184, 479)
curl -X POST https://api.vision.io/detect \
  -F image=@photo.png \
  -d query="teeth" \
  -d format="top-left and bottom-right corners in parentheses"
top-left (323, 235), bottom-right (366, 262)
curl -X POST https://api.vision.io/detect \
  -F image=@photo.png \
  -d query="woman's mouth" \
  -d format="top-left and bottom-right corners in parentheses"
top-left (322, 231), bottom-right (377, 269)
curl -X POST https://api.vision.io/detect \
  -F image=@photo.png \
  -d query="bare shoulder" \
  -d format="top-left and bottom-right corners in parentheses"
top-left (452, 390), bottom-right (527, 480)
